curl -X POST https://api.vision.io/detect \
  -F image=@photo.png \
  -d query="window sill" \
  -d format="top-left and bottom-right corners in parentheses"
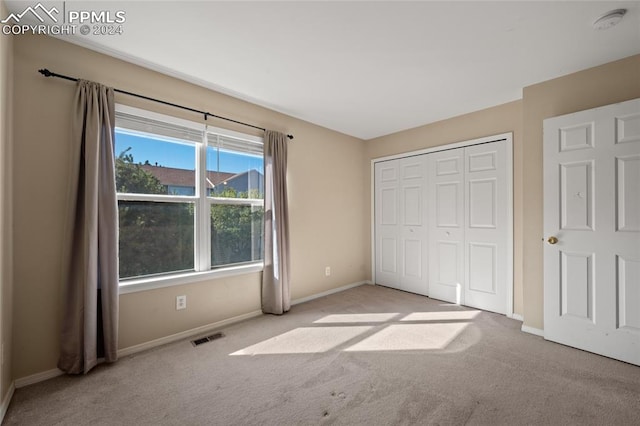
top-left (119, 263), bottom-right (264, 294)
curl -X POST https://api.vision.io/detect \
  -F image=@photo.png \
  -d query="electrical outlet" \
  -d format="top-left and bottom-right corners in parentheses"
top-left (325, 266), bottom-right (331, 276)
top-left (176, 295), bottom-right (187, 310)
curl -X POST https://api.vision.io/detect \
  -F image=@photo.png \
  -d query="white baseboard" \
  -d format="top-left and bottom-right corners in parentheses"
top-left (15, 368), bottom-right (64, 389)
top-left (13, 280), bottom-right (371, 388)
top-left (118, 309), bottom-right (263, 358)
top-left (521, 324), bottom-right (544, 337)
top-left (292, 281), bottom-right (370, 305)
top-left (14, 311), bottom-right (264, 387)
top-left (509, 313), bottom-right (524, 321)
top-left (121, 280), bottom-right (370, 357)
top-left (0, 381), bottom-right (15, 422)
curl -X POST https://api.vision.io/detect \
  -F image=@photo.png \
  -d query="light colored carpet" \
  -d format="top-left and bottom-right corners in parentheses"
top-left (4, 284), bottom-right (640, 425)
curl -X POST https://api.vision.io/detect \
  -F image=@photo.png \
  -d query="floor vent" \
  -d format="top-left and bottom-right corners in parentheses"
top-left (191, 332), bottom-right (225, 347)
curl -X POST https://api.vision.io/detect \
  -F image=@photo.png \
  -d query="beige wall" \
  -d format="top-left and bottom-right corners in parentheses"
top-left (9, 31), bottom-right (639, 383)
top-left (0, 0), bottom-right (14, 404)
top-left (365, 101), bottom-right (525, 316)
top-left (11, 34), bottom-right (367, 379)
top-left (521, 54), bottom-right (640, 330)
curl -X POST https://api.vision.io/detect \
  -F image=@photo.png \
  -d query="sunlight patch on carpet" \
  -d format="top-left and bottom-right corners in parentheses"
top-left (229, 326), bottom-right (372, 355)
top-left (400, 310), bottom-right (481, 321)
top-left (344, 323), bottom-right (469, 351)
top-left (231, 310), bottom-right (479, 355)
top-left (313, 313), bottom-right (400, 323)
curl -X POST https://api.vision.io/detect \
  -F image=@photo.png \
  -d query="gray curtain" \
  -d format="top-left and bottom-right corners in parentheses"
top-left (58, 80), bottom-right (119, 374)
top-left (261, 130), bottom-right (291, 314)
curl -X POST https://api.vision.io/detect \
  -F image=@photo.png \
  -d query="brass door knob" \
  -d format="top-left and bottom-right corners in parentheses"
top-left (547, 236), bottom-right (558, 245)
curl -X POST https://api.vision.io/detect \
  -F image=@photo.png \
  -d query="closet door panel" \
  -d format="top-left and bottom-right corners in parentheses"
top-left (464, 141), bottom-right (508, 314)
top-left (399, 156), bottom-right (428, 295)
top-left (428, 149), bottom-right (465, 303)
top-left (375, 160), bottom-right (400, 288)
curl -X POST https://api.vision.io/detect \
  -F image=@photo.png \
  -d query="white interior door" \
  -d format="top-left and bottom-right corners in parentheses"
top-left (375, 160), bottom-right (400, 289)
top-left (428, 148), bottom-right (465, 304)
top-left (464, 141), bottom-right (509, 314)
top-left (398, 156), bottom-right (428, 295)
top-left (543, 98), bottom-right (640, 366)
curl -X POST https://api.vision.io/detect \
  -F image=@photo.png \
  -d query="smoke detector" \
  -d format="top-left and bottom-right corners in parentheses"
top-left (593, 9), bottom-right (627, 30)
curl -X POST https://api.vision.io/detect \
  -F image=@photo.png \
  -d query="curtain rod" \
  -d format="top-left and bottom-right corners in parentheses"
top-left (38, 68), bottom-right (294, 140)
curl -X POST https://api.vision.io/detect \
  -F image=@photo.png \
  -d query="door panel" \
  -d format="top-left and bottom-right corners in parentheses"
top-left (435, 156), bottom-right (460, 175)
top-left (468, 178), bottom-right (497, 228)
top-left (403, 186), bottom-right (422, 225)
top-left (616, 155), bottom-right (640, 231)
top-left (560, 251), bottom-right (593, 321)
top-left (615, 112), bottom-right (640, 144)
top-left (380, 237), bottom-right (397, 274)
top-left (544, 98), bottom-right (640, 366)
top-left (404, 239), bottom-right (422, 278)
top-left (468, 151), bottom-right (497, 172)
top-left (468, 242), bottom-right (497, 294)
top-left (435, 240), bottom-right (462, 297)
top-left (380, 188), bottom-right (397, 224)
top-left (560, 161), bottom-right (594, 231)
top-left (617, 256), bottom-right (640, 331)
top-left (559, 123), bottom-right (594, 152)
top-left (437, 242), bottom-right (460, 284)
top-left (436, 182), bottom-right (460, 227)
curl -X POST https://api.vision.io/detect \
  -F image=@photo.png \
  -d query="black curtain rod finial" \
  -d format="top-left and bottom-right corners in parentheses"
top-left (38, 68), bottom-right (77, 83)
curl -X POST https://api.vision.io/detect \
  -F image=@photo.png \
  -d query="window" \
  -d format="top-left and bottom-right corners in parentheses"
top-left (207, 133), bottom-right (264, 268)
top-left (114, 105), bottom-right (264, 284)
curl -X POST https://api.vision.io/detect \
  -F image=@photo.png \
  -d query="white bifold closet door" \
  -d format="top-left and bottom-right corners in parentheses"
top-left (428, 142), bottom-right (509, 314)
top-left (374, 160), bottom-right (399, 288)
top-left (375, 140), bottom-right (509, 314)
top-left (463, 142), bottom-right (509, 314)
top-left (427, 149), bottom-right (465, 304)
top-left (374, 156), bottom-right (428, 295)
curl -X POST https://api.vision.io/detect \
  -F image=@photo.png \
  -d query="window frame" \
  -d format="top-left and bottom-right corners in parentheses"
top-left (115, 104), bottom-right (264, 294)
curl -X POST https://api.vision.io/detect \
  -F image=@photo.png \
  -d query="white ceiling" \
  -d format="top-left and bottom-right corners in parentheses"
top-left (7, 1), bottom-right (640, 139)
